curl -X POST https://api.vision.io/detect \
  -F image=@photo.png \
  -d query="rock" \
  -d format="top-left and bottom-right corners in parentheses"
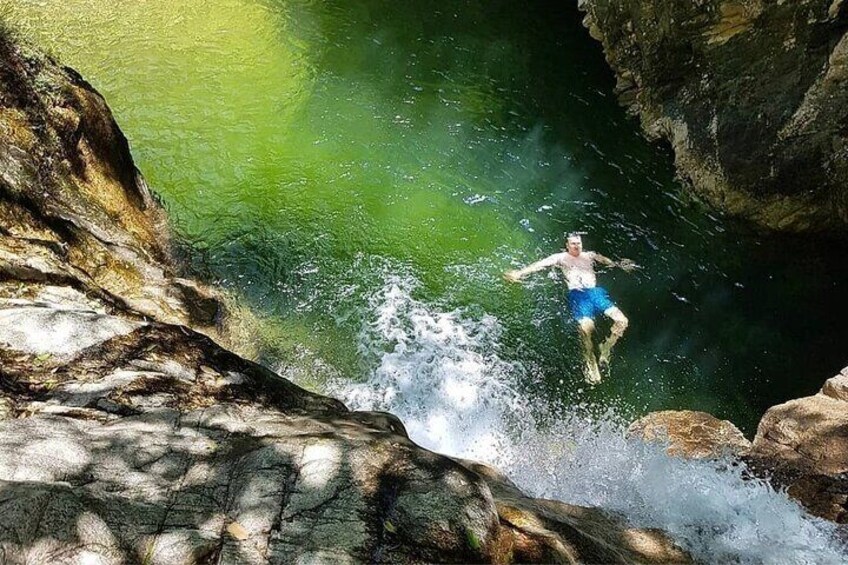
top-left (578, 0), bottom-right (848, 233)
top-left (785, 474), bottom-right (848, 526)
top-left (748, 368), bottom-right (848, 522)
top-left (627, 410), bottom-right (752, 459)
top-left (0, 302), bottom-right (141, 361)
top-left (0, 397), bottom-right (13, 420)
top-left (226, 521), bottom-right (250, 541)
top-left (0, 32), bottom-right (692, 562)
top-left (822, 370), bottom-right (848, 402)
top-left (457, 459), bottom-right (690, 564)
top-left (0, 391), bottom-right (495, 563)
top-left (7, 391), bottom-right (684, 564)
top-left (751, 392), bottom-right (848, 477)
top-left (0, 34), bottom-right (226, 337)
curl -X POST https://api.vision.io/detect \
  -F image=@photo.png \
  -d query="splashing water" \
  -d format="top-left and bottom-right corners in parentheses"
top-left (329, 273), bottom-right (847, 564)
top-left (509, 412), bottom-right (846, 564)
top-left (11, 0), bottom-right (848, 436)
top-left (330, 273), bottom-right (531, 461)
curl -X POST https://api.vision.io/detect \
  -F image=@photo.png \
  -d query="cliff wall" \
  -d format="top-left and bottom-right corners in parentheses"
top-left (578, 0), bottom-right (848, 233)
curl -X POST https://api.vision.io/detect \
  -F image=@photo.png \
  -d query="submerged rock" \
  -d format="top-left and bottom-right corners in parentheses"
top-left (627, 410), bottom-right (751, 459)
top-left (578, 0), bottom-right (848, 233)
top-left (0, 31), bottom-right (690, 563)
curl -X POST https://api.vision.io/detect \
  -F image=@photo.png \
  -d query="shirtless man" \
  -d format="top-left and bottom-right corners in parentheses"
top-left (504, 233), bottom-right (636, 384)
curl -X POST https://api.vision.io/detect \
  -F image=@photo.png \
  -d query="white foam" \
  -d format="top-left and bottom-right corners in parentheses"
top-left (332, 274), bottom-right (528, 461)
top-left (326, 273), bottom-right (846, 564)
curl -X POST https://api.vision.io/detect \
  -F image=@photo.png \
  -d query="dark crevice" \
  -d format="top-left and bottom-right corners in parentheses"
top-left (0, 177), bottom-right (78, 247)
top-left (265, 465), bottom-right (298, 557)
top-left (369, 470), bottom-right (405, 564)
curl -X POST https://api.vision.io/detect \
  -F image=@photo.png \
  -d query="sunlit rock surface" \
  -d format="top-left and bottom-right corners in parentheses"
top-left (578, 0), bottom-right (848, 233)
top-left (0, 33), bottom-right (691, 564)
top-left (822, 369), bottom-right (848, 402)
top-left (627, 410), bottom-right (751, 459)
top-left (748, 366), bottom-right (848, 523)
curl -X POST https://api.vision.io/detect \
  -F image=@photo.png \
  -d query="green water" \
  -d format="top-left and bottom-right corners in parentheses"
top-left (7, 0), bottom-right (848, 432)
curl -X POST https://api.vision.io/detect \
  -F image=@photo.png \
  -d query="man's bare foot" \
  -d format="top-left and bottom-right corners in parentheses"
top-left (598, 342), bottom-right (612, 368)
top-left (598, 355), bottom-right (611, 379)
top-left (584, 363), bottom-right (602, 385)
top-left (503, 270), bottom-right (521, 283)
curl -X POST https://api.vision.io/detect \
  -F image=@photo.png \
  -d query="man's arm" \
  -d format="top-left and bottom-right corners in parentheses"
top-left (504, 254), bottom-right (560, 282)
top-left (593, 253), bottom-right (638, 272)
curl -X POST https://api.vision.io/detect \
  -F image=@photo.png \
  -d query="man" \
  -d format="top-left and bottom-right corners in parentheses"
top-left (504, 233), bottom-right (636, 384)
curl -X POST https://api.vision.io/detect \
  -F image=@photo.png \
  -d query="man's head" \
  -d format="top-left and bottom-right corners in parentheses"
top-left (566, 233), bottom-right (583, 256)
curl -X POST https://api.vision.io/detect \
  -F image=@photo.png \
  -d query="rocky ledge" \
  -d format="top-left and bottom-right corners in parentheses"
top-left (0, 32), bottom-right (691, 564)
top-left (578, 0), bottom-right (848, 233)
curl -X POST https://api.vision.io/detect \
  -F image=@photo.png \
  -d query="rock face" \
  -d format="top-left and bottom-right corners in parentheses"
top-left (0, 33), bottom-right (691, 563)
top-left (578, 0), bottom-right (848, 233)
top-left (628, 410), bottom-right (751, 459)
top-left (0, 26), bottom-right (224, 335)
top-left (748, 367), bottom-right (848, 523)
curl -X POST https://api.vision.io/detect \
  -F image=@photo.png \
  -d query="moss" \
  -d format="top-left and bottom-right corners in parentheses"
top-left (465, 526), bottom-right (482, 552)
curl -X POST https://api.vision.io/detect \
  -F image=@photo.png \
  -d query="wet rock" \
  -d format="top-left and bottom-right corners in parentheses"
top-left (784, 474), bottom-right (848, 526)
top-left (627, 410), bottom-right (751, 459)
top-left (457, 459), bottom-right (691, 564)
top-left (578, 0), bottom-right (848, 233)
top-left (748, 367), bottom-right (848, 523)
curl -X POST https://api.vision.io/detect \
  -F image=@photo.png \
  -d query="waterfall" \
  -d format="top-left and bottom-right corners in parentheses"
top-left (327, 273), bottom-right (847, 564)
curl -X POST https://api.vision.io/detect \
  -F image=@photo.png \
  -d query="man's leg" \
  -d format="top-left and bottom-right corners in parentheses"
top-left (577, 317), bottom-right (602, 384)
top-left (598, 306), bottom-right (628, 367)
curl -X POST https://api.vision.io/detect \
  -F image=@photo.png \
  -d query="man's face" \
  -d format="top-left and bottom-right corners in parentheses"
top-left (567, 237), bottom-right (582, 255)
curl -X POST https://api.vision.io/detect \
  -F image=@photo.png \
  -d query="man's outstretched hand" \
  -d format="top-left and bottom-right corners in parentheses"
top-left (617, 258), bottom-right (639, 273)
top-left (503, 270), bottom-right (522, 283)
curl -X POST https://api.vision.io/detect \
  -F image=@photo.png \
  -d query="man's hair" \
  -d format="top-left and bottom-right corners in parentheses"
top-left (566, 232), bottom-right (583, 243)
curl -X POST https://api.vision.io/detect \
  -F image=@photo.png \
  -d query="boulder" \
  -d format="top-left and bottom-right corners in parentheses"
top-left (627, 410), bottom-right (751, 459)
top-left (751, 384), bottom-right (848, 477)
top-left (748, 367), bottom-right (848, 523)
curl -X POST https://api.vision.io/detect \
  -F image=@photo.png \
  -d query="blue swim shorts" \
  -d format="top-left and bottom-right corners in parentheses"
top-left (567, 287), bottom-right (615, 321)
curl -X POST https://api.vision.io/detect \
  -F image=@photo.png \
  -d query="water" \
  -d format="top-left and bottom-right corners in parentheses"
top-left (5, 0), bottom-right (848, 560)
top-left (332, 271), bottom-right (846, 563)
